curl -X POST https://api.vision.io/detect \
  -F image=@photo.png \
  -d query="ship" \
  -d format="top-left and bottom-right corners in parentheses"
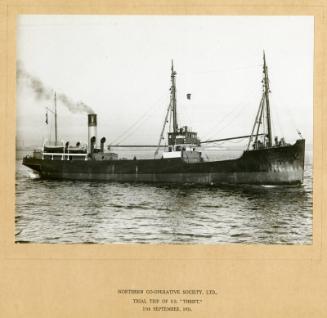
top-left (23, 53), bottom-right (305, 185)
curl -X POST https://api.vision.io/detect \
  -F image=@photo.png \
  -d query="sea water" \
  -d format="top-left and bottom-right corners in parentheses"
top-left (15, 149), bottom-right (312, 244)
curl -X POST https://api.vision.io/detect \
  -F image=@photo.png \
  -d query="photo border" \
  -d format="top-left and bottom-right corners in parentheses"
top-left (0, 1), bottom-right (325, 317)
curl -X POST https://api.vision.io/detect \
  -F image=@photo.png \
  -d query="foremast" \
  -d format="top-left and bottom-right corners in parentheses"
top-left (171, 60), bottom-right (178, 133)
top-left (247, 52), bottom-right (273, 150)
top-left (263, 52), bottom-right (273, 147)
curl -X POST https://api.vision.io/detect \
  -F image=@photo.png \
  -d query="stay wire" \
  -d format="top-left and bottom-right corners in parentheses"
top-left (110, 92), bottom-right (168, 145)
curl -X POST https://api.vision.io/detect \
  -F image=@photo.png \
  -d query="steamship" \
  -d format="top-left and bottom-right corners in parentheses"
top-left (23, 54), bottom-right (305, 185)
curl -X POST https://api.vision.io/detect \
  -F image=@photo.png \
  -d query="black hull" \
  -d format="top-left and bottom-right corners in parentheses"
top-left (23, 139), bottom-right (305, 185)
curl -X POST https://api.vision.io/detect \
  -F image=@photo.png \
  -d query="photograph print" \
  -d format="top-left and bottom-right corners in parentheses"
top-left (16, 15), bottom-right (313, 244)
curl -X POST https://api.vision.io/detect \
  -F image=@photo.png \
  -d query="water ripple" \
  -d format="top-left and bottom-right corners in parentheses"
top-left (15, 155), bottom-right (312, 244)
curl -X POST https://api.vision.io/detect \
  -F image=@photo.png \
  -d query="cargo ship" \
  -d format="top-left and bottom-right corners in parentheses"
top-left (23, 53), bottom-right (305, 185)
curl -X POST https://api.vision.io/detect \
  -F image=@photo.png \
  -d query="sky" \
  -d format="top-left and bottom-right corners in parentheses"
top-left (16, 15), bottom-right (313, 148)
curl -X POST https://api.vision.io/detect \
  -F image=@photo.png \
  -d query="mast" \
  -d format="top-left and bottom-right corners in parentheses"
top-left (171, 60), bottom-right (178, 133)
top-left (154, 102), bottom-right (171, 156)
top-left (247, 95), bottom-right (265, 150)
top-left (54, 92), bottom-right (58, 146)
top-left (154, 61), bottom-right (179, 156)
top-left (263, 51), bottom-right (273, 147)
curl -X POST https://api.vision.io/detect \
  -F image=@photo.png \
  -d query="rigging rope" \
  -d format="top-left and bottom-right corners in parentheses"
top-left (269, 95), bottom-right (284, 139)
top-left (109, 92), bottom-right (167, 145)
top-left (268, 89), bottom-right (300, 140)
top-left (204, 103), bottom-right (249, 141)
top-left (201, 84), bottom-right (262, 141)
top-left (178, 64), bottom-right (261, 76)
top-left (201, 102), bottom-right (244, 140)
top-left (110, 64), bottom-right (266, 145)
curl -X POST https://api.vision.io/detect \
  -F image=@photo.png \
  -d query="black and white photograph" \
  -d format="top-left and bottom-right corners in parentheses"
top-left (16, 15), bottom-right (313, 244)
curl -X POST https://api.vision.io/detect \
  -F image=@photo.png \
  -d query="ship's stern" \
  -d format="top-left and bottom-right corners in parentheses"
top-left (22, 155), bottom-right (42, 173)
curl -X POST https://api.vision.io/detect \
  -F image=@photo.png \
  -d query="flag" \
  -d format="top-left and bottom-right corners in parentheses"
top-left (186, 93), bottom-right (191, 100)
top-left (45, 111), bottom-right (48, 124)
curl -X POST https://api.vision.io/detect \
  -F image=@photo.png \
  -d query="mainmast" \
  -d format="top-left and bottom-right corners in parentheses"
top-left (155, 61), bottom-right (200, 157)
top-left (154, 61), bottom-right (178, 156)
top-left (171, 60), bottom-right (178, 133)
top-left (54, 92), bottom-right (58, 146)
top-left (263, 51), bottom-right (272, 147)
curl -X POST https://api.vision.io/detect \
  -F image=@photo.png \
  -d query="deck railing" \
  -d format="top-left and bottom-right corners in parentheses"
top-left (42, 152), bottom-right (88, 160)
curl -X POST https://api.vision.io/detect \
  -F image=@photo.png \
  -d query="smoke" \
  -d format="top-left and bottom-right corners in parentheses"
top-left (16, 62), bottom-right (95, 114)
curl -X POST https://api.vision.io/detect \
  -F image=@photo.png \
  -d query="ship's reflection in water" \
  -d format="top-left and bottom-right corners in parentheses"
top-left (15, 159), bottom-right (312, 244)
